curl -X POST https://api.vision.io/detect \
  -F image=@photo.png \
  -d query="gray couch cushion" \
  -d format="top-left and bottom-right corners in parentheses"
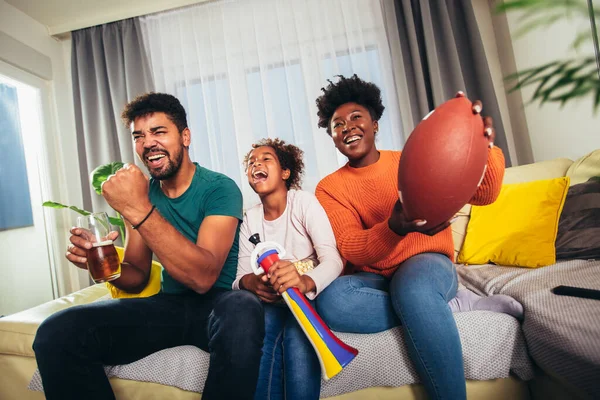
top-left (29, 310), bottom-right (532, 398)
top-left (458, 259), bottom-right (600, 399)
top-left (556, 178), bottom-right (600, 260)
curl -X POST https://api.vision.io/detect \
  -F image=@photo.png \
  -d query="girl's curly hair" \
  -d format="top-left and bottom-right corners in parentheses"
top-left (243, 138), bottom-right (304, 190)
top-left (315, 74), bottom-right (385, 135)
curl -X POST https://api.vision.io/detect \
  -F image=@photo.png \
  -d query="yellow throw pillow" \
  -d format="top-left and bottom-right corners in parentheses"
top-left (457, 177), bottom-right (570, 268)
top-left (106, 247), bottom-right (162, 298)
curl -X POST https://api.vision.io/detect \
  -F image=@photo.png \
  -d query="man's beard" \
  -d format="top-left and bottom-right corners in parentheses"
top-left (145, 147), bottom-right (184, 180)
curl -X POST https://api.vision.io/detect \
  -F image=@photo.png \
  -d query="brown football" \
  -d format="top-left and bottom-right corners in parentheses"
top-left (398, 96), bottom-right (488, 230)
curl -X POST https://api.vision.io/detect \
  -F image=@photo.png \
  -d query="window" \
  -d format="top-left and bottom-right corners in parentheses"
top-left (142, 0), bottom-right (405, 207)
top-left (176, 44), bottom-right (401, 201)
top-left (0, 80), bottom-right (33, 230)
top-left (177, 77), bottom-right (242, 188)
top-left (322, 47), bottom-right (397, 152)
top-left (246, 61), bottom-right (319, 189)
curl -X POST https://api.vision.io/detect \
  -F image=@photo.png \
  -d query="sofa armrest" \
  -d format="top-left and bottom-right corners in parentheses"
top-left (0, 285), bottom-right (109, 357)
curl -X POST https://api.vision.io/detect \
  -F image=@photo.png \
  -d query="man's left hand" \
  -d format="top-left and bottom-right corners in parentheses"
top-left (101, 163), bottom-right (152, 220)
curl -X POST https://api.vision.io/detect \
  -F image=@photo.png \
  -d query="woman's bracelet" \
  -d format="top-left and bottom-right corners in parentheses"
top-left (132, 205), bottom-right (156, 230)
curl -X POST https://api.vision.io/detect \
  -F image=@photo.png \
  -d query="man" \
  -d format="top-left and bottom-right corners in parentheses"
top-left (33, 93), bottom-right (264, 400)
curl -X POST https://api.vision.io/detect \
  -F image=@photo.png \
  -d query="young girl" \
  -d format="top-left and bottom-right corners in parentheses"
top-left (233, 138), bottom-right (343, 400)
top-left (313, 75), bottom-right (522, 400)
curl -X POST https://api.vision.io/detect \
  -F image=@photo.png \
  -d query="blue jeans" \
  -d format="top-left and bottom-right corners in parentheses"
top-left (315, 253), bottom-right (465, 400)
top-left (255, 302), bottom-right (321, 400)
top-left (33, 289), bottom-right (264, 400)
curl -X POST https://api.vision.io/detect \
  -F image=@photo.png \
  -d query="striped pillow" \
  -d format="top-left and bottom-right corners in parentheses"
top-left (556, 177), bottom-right (600, 259)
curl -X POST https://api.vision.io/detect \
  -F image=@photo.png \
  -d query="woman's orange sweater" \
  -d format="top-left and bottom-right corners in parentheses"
top-left (315, 147), bottom-right (505, 277)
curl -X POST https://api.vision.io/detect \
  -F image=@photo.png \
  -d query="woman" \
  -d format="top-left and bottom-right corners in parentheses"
top-left (234, 138), bottom-right (343, 400)
top-left (313, 75), bottom-right (522, 400)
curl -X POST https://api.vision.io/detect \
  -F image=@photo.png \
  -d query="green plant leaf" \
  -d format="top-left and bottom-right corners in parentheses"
top-left (91, 162), bottom-right (125, 195)
top-left (572, 29), bottom-right (593, 50)
top-left (42, 201), bottom-right (91, 216)
top-left (505, 56), bottom-right (599, 112)
top-left (114, 212), bottom-right (126, 241)
top-left (514, 13), bottom-right (563, 37)
top-left (505, 60), bottom-right (563, 89)
top-left (496, 0), bottom-right (598, 44)
top-left (497, 0), bottom-right (591, 15)
top-left (109, 216), bottom-right (125, 227)
top-left (496, 0), bottom-right (546, 13)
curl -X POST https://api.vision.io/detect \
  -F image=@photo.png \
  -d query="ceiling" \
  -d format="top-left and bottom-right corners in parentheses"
top-left (5, 0), bottom-right (211, 38)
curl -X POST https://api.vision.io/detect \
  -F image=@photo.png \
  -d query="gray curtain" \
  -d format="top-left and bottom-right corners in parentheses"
top-left (393, 0), bottom-right (511, 166)
top-left (71, 18), bottom-right (154, 214)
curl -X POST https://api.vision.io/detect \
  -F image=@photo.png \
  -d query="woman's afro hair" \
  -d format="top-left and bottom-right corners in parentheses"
top-left (315, 74), bottom-right (385, 135)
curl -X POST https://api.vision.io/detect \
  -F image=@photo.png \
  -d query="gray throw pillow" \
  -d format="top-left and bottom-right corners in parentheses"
top-left (556, 177), bottom-right (600, 259)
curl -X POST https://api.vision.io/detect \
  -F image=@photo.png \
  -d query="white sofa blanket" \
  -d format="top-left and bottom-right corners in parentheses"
top-left (29, 306), bottom-right (533, 398)
top-left (458, 259), bottom-right (600, 399)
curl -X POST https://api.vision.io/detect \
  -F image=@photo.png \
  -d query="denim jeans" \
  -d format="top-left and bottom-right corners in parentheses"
top-left (315, 253), bottom-right (465, 400)
top-left (255, 302), bottom-right (321, 400)
top-left (33, 289), bottom-right (264, 400)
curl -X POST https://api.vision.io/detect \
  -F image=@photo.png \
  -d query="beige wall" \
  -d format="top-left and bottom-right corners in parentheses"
top-left (497, 1), bottom-right (600, 162)
top-left (473, 0), bottom-right (523, 165)
top-left (473, 0), bottom-right (536, 166)
top-left (0, 0), bottom-right (89, 304)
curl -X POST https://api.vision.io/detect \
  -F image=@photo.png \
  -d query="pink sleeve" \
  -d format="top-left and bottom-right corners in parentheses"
top-left (300, 193), bottom-right (344, 299)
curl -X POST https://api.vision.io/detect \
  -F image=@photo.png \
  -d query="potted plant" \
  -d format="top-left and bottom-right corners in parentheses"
top-left (497, 0), bottom-right (600, 111)
top-left (43, 162), bottom-right (125, 240)
top-left (43, 161), bottom-right (162, 298)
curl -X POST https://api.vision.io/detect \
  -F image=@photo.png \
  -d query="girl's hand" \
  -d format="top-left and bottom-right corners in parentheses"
top-left (240, 273), bottom-right (279, 303)
top-left (268, 260), bottom-right (316, 294)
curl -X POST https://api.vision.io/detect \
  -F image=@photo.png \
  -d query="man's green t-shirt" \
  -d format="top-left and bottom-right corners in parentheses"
top-left (148, 163), bottom-right (243, 294)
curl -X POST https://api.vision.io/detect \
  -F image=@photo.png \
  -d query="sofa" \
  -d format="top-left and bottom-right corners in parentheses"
top-left (1, 150), bottom-right (599, 400)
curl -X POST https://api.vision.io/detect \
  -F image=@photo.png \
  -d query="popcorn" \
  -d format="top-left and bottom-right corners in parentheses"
top-left (293, 259), bottom-right (315, 275)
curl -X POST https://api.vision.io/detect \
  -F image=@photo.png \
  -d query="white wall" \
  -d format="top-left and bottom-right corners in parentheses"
top-left (472, 1), bottom-right (536, 166)
top-left (0, 0), bottom-right (89, 305)
top-left (472, 1), bottom-right (521, 165)
top-left (0, 69), bottom-right (56, 315)
top-left (504, 7), bottom-right (600, 162)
